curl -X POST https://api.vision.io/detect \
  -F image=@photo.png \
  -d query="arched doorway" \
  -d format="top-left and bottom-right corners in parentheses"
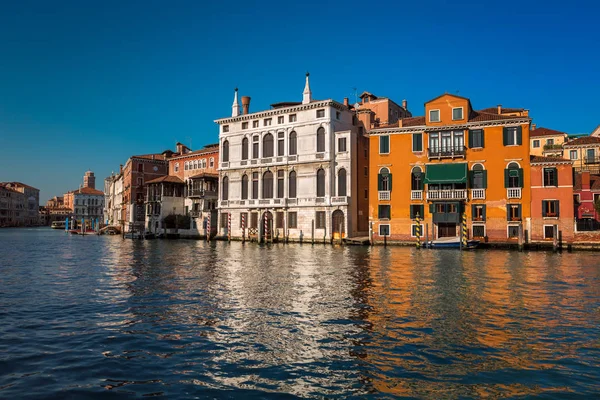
top-left (260, 211), bottom-right (274, 243)
top-left (332, 210), bottom-right (345, 240)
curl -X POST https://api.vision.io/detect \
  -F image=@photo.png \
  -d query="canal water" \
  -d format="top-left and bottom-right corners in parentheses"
top-left (1, 228), bottom-right (599, 399)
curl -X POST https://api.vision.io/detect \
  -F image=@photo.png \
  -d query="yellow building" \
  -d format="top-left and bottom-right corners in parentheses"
top-left (368, 94), bottom-right (532, 244)
top-left (529, 126), bottom-right (568, 157)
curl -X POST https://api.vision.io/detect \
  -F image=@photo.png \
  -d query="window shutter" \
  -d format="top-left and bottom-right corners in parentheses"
top-left (389, 174), bottom-right (393, 191)
top-left (468, 130), bottom-right (473, 148)
top-left (419, 205), bottom-right (424, 218)
top-left (555, 200), bottom-right (560, 217)
top-left (506, 205), bottom-right (510, 221)
top-left (504, 169), bottom-right (510, 188)
top-left (468, 171), bottom-right (474, 188)
top-left (517, 126), bottom-right (523, 145)
top-left (471, 204), bottom-right (476, 220)
top-left (429, 203), bottom-right (434, 213)
top-left (482, 205), bottom-right (486, 221)
top-left (518, 204), bottom-right (522, 219)
top-left (518, 168), bottom-right (524, 188)
top-left (552, 168), bottom-right (558, 186)
top-left (542, 201), bottom-right (548, 217)
top-left (481, 130), bottom-right (485, 148)
top-left (410, 206), bottom-right (415, 219)
top-left (377, 174), bottom-right (383, 191)
top-left (483, 170), bottom-right (488, 188)
top-left (503, 127), bottom-right (508, 146)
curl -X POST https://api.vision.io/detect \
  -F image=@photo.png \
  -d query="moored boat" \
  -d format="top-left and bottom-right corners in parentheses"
top-left (51, 221), bottom-right (66, 229)
top-left (428, 236), bottom-right (479, 249)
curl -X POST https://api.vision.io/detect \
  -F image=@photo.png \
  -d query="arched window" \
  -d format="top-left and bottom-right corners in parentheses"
top-left (241, 174), bottom-right (248, 199)
top-left (184, 161), bottom-right (188, 171)
top-left (241, 137), bottom-right (249, 160)
top-left (505, 162), bottom-right (522, 188)
top-left (289, 131), bottom-right (297, 155)
top-left (209, 157), bottom-right (214, 168)
top-left (378, 167), bottom-right (391, 191)
top-left (317, 127), bottom-right (325, 152)
top-left (471, 164), bottom-right (486, 189)
top-left (262, 171), bottom-right (273, 198)
top-left (194, 160), bottom-right (198, 170)
top-left (338, 168), bottom-right (347, 196)
top-left (263, 133), bottom-right (274, 158)
top-left (289, 171), bottom-right (297, 198)
top-left (411, 167), bottom-right (423, 190)
top-left (222, 176), bottom-right (229, 200)
top-left (316, 168), bottom-right (325, 197)
top-left (222, 140), bottom-right (229, 162)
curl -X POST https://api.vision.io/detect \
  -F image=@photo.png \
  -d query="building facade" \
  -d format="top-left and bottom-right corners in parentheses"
top-left (0, 182), bottom-right (40, 226)
top-left (563, 136), bottom-right (600, 173)
top-left (144, 176), bottom-right (185, 233)
top-left (529, 126), bottom-right (568, 158)
top-left (0, 185), bottom-right (26, 226)
top-left (68, 188), bottom-right (105, 223)
top-left (368, 93), bottom-right (532, 244)
top-left (104, 172), bottom-right (124, 225)
top-left (215, 76), bottom-right (366, 241)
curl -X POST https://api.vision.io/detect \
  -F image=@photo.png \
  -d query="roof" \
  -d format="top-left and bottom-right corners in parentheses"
top-left (271, 101), bottom-right (302, 109)
top-left (0, 181), bottom-right (39, 191)
top-left (530, 127), bottom-right (567, 138)
top-left (479, 106), bottom-right (524, 114)
top-left (131, 153), bottom-right (167, 161)
top-left (564, 136), bottom-right (600, 147)
top-left (425, 93), bottom-right (471, 104)
top-left (67, 187), bottom-right (104, 196)
top-left (0, 185), bottom-right (24, 195)
top-left (468, 110), bottom-right (520, 122)
top-left (189, 172), bottom-right (219, 180)
top-left (530, 155), bottom-right (572, 165)
top-left (574, 173), bottom-right (600, 191)
top-left (146, 176), bottom-right (184, 185)
top-left (168, 146), bottom-right (219, 160)
top-left (401, 116), bottom-right (426, 127)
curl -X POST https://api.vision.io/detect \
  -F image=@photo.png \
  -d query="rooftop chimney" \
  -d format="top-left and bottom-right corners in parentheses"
top-left (119, 164), bottom-right (123, 174)
top-left (402, 99), bottom-right (407, 110)
top-left (241, 96), bottom-right (251, 115)
top-left (497, 104), bottom-right (502, 114)
top-left (531, 123), bottom-right (536, 131)
top-left (343, 97), bottom-right (349, 107)
top-left (232, 88), bottom-right (240, 117)
top-left (176, 142), bottom-right (184, 154)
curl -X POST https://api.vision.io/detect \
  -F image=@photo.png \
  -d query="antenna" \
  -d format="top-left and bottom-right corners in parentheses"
top-left (352, 87), bottom-right (358, 104)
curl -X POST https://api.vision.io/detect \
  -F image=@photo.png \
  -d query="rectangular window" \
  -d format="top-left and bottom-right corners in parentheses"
top-left (278, 138), bottom-right (285, 156)
top-left (242, 122), bottom-right (248, 130)
top-left (220, 213), bottom-right (228, 228)
top-left (544, 225), bottom-right (556, 239)
top-left (278, 116), bottom-right (284, 124)
top-left (239, 212), bottom-right (248, 228)
top-left (277, 170), bottom-right (284, 198)
top-left (411, 224), bottom-right (419, 237)
top-left (252, 172), bottom-right (259, 199)
top-left (532, 139), bottom-right (540, 148)
top-left (543, 168), bottom-right (557, 187)
top-left (472, 204), bottom-right (486, 221)
top-left (412, 133), bottom-right (423, 152)
top-left (336, 111), bottom-right (341, 120)
top-left (276, 211), bottom-right (284, 229)
top-left (452, 107), bottom-right (463, 120)
top-left (379, 224), bottom-right (390, 236)
top-left (507, 204), bottom-right (522, 221)
top-left (316, 109), bottom-right (325, 118)
top-left (264, 118), bottom-right (272, 126)
top-left (378, 205), bottom-right (391, 220)
top-left (429, 109), bottom-right (440, 122)
top-left (316, 211), bottom-right (326, 229)
top-left (469, 129), bottom-right (484, 148)
top-left (379, 136), bottom-right (390, 154)
top-left (288, 212), bottom-right (297, 228)
top-left (472, 225), bottom-right (485, 238)
top-left (410, 205), bottom-right (424, 219)
top-left (223, 125), bottom-right (229, 133)
top-left (547, 138), bottom-right (554, 145)
top-left (503, 126), bottom-right (522, 146)
top-left (508, 225), bottom-right (519, 239)
top-left (570, 150), bottom-right (578, 160)
top-left (252, 136), bottom-right (259, 158)
top-left (364, 166), bottom-right (368, 176)
top-left (289, 114), bottom-right (297, 122)
top-left (364, 188), bottom-right (368, 199)
top-left (338, 137), bottom-right (347, 152)
top-left (542, 200), bottom-right (560, 217)
top-left (252, 120), bottom-right (259, 128)
top-left (250, 212), bottom-right (258, 229)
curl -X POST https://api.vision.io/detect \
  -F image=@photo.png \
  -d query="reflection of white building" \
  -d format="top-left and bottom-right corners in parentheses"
top-left (104, 172), bottom-right (123, 225)
top-left (215, 75), bottom-right (361, 242)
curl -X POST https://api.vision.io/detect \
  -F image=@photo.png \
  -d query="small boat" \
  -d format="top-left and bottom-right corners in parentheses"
top-left (428, 236), bottom-right (479, 249)
top-left (51, 221), bottom-right (66, 229)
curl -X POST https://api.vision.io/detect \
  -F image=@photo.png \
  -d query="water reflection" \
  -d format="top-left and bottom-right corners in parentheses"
top-left (0, 229), bottom-right (599, 398)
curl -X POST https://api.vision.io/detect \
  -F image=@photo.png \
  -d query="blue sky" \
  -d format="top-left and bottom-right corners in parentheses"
top-left (1, 0), bottom-right (598, 202)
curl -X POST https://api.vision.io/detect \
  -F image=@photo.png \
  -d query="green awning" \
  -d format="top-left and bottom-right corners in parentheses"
top-left (424, 163), bottom-right (467, 184)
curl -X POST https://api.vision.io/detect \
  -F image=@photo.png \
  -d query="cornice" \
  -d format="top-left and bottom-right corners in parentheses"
top-left (214, 100), bottom-right (348, 124)
top-left (368, 117), bottom-right (532, 136)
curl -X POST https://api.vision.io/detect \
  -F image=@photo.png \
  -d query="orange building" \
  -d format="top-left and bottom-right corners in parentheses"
top-left (368, 93), bottom-right (532, 244)
top-left (529, 156), bottom-right (574, 243)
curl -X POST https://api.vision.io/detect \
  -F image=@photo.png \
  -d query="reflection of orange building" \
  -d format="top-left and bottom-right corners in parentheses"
top-left (529, 156), bottom-right (574, 243)
top-left (368, 93), bottom-right (532, 243)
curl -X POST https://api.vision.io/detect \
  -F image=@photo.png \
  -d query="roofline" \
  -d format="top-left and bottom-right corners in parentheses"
top-left (425, 93), bottom-right (472, 105)
top-left (168, 148), bottom-right (219, 161)
top-left (368, 116), bottom-right (531, 135)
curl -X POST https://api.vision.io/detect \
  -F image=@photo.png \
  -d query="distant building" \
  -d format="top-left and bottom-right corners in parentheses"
top-left (0, 185), bottom-right (26, 226)
top-left (83, 170), bottom-right (96, 189)
top-left (64, 187), bottom-right (105, 222)
top-left (563, 136), bottom-right (600, 173)
top-left (0, 182), bottom-right (40, 226)
top-left (144, 176), bottom-right (185, 233)
top-left (529, 126), bottom-right (568, 158)
top-left (40, 196), bottom-right (71, 225)
top-left (104, 171), bottom-right (124, 226)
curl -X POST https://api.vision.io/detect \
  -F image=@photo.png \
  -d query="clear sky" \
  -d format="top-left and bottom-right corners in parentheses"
top-left (1, 0), bottom-right (599, 202)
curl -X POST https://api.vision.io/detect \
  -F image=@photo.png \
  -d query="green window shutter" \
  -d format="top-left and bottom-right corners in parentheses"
top-left (481, 130), bottom-right (485, 148)
top-left (517, 126), bottom-right (523, 145)
top-left (468, 130), bottom-right (473, 148)
top-left (471, 204), bottom-right (476, 220)
top-left (419, 205), bottom-right (424, 218)
top-left (518, 168), bottom-right (524, 188)
top-left (504, 169), bottom-right (510, 188)
top-left (503, 127), bottom-right (508, 146)
top-left (506, 205), bottom-right (510, 221)
top-left (552, 168), bottom-right (558, 186)
top-left (389, 174), bottom-right (393, 191)
top-left (517, 204), bottom-right (522, 219)
top-left (482, 205), bottom-right (486, 221)
top-left (555, 200), bottom-right (560, 217)
top-left (542, 200), bottom-right (548, 217)
top-left (377, 174), bottom-right (383, 191)
top-left (483, 170), bottom-right (488, 188)
top-left (410, 206), bottom-right (415, 219)
top-left (468, 171), bottom-right (474, 188)
top-left (429, 203), bottom-right (434, 213)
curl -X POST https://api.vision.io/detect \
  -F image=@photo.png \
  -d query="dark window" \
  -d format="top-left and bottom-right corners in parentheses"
top-left (241, 174), bottom-right (248, 199)
top-left (220, 212), bottom-right (228, 228)
top-left (250, 212), bottom-right (258, 229)
top-left (378, 205), bottom-right (391, 219)
top-left (277, 170), bottom-right (284, 198)
top-left (252, 136), bottom-right (259, 158)
top-left (469, 129), bottom-right (485, 148)
top-left (543, 168), bottom-right (557, 187)
top-left (316, 169), bottom-right (325, 197)
top-left (504, 163), bottom-right (523, 188)
top-left (338, 169), bottom-right (347, 196)
top-left (410, 205), bottom-right (424, 219)
top-left (316, 109), bottom-right (325, 118)
top-left (503, 126), bottom-right (522, 146)
top-left (262, 171), bottom-right (273, 198)
top-left (242, 122), bottom-right (248, 130)
top-left (379, 136), bottom-right (390, 154)
top-left (223, 125), bottom-right (229, 133)
top-left (289, 131), bottom-right (297, 155)
top-left (542, 200), bottom-right (560, 217)
top-left (473, 225), bottom-right (485, 237)
top-left (470, 165), bottom-right (487, 189)
top-left (316, 211), bottom-right (326, 228)
top-left (411, 167), bottom-right (423, 190)
top-left (276, 211), bottom-right (284, 229)
top-left (544, 225), bottom-right (556, 239)
top-left (411, 225), bottom-right (419, 237)
top-left (379, 224), bottom-right (390, 236)
top-left (412, 133), bottom-right (423, 152)
top-left (288, 171), bottom-right (297, 198)
top-left (289, 114), bottom-right (297, 122)
top-left (472, 204), bottom-right (486, 221)
top-left (222, 176), bottom-right (229, 200)
top-left (263, 133), bottom-right (274, 157)
top-left (338, 137), bottom-right (347, 152)
top-left (240, 212), bottom-right (248, 228)
top-left (508, 225), bottom-right (519, 238)
top-left (506, 204), bottom-right (522, 221)
top-left (288, 212), bottom-right (297, 228)
top-left (242, 137), bottom-right (249, 160)
top-left (222, 140), bottom-right (229, 162)
top-left (533, 140), bottom-right (540, 148)
top-left (277, 135), bottom-right (285, 156)
top-left (378, 168), bottom-right (392, 191)
top-left (317, 127), bottom-right (325, 152)
top-left (252, 172), bottom-right (259, 199)
top-left (138, 164), bottom-right (143, 172)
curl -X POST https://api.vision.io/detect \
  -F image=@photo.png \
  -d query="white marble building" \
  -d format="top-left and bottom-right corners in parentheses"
top-left (104, 172), bottom-right (123, 225)
top-left (215, 75), bottom-right (360, 241)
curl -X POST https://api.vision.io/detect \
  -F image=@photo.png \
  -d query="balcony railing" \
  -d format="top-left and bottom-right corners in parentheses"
top-left (331, 196), bottom-right (348, 204)
top-left (507, 188), bottom-right (522, 199)
top-left (378, 191), bottom-right (390, 201)
top-left (188, 189), bottom-right (217, 198)
top-left (221, 200), bottom-right (228, 206)
top-left (471, 189), bottom-right (486, 200)
top-left (288, 155), bottom-right (297, 162)
top-left (427, 146), bottom-right (466, 159)
top-left (221, 162), bottom-right (229, 168)
top-left (189, 210), bottom-right (202, 217)
top-left (543, 143), bottom-right (563, 150)
top-left (261, 158), bottom-right (272, 164)
top-left (585, 157), bottom-right (600, 164)
top-left (426, 189), bottom-right (467, 200)
top-left (411, 190), bottom-right (423, 200)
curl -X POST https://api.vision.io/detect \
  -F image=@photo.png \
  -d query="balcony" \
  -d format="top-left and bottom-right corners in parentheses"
top-left (427, 146), bottom-right (466, 159)
top-left (220, 200), bottom-right (228, 206)
top-left (543, 143), bottom-right (563, 151)
top-left (188, 189), bottom-right (217, 198)
top-left (426, 189), bottom-right (467, 200)
top-left (288, 155), bottom-right (297, 162)
top-left (507, 188), bottom-right (522, 199)
top-left (221, 162), bottom-right (229, 168)
top-left (585, 156), bottom-right (600, 165)
top-left (331, 196), bottom-right (348, 205)
top-left (378, 191), bottom-right (390, 201)
top-left (261, 158), bottom-right (272, 164)
top-left (471, 189), bottom-right (486, 200)
top-left (411, 190), bottom-right (423, 200)
top-left (189, 210), bottom-right (202, 217)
